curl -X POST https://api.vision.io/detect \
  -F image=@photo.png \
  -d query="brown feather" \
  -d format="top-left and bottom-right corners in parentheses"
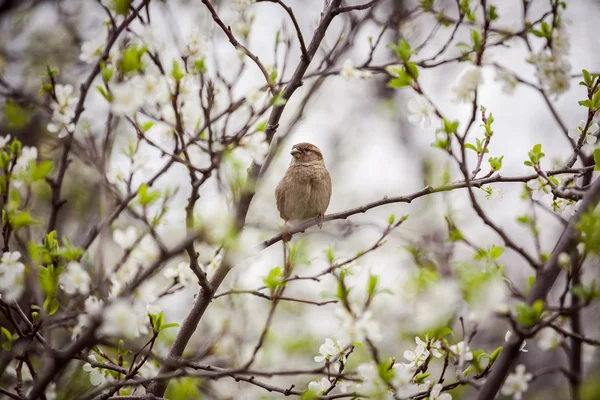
top-left (275, 143), bottom-right (332, 223)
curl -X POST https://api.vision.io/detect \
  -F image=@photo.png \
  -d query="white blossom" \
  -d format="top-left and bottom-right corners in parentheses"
top-left (231, 0), bottom-right (252, 13)
top-left (314, 337), bottom-right (347, 363)
top-left (47, 112), bottom-right (74, 138)
top-left (408, 279), bottom-right (461, 332)
top-left (505, 331), bottom-right (528, 352)
top-left (495, 70), bottom-right (518, 94)
top-left (450, 67), bottom-right (483, 103)
top-left (536, 327), bottom-right (562, 351)
top-left (569, 120), bottom-right (599, 144)
top-left (164, 261), bottom-right (196, 287)
top-left (403, 336), bottom-right (430, 370)
top-left (138, 74), bottom-right (170, 107)
top-left (429, 384), bottom-right (452, 400)
top-left (528, 52), bottom-right (570, 97)
top-left (0, 252), bottom-right (25, 301)
top-left (137, 24), bottom-right (163, 53)
top-left (501, 364), bottom-right (532, 400)
top-left (356, 363), bottom-right (392, 399)
top-left (468, 278), bottom-right (508, 322)
top-left (82, 355), bottom-right (108, 386)
top-left (308, 377), bottom-right (330, 394)
top-left (407, 96), bottom-right (435, 128)
top-left (59, 261), bottom-right (91, 296)
top-left (101, 299), bottom-right (147, 338)
top-left (449, 341), bottom-right (473, 363)
top-left (110, 80), bottom-right (144, 115)
top-left (340, 59), bottom-right (370, 80)
top-left (0, 134), bottom-right (11, 148)
top-left (384, 64), bottom-right (402, 77)
top-left (80, 37), bottom-right (105, 64)
top-left (245, 88), bottom-right (266, 109)
top-left (392, 363), bottom-right (419, 397)
top-left (85, 296), bottom-right (103, 315)
top-left (113, 226), bottom-right (139, 249)
top-left (48, 84), bottom-right (78, 138)
top-left (15, 146), bottom-right (38, 171)
top-left (53, 84), bottom-right (78, 117)
top-left (336, 309), bottom-right (382, 343)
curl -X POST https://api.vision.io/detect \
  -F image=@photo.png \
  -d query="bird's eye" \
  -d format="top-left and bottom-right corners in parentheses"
top-left (303, 148), bottom-right (309, 153)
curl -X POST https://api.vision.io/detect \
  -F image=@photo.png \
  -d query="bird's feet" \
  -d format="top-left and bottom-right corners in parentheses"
top-left (317, 213), bottom-right (324, 229)
top-left (282, 223), bottom-right (292, 242)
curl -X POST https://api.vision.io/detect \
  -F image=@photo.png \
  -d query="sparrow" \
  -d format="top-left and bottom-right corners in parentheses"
top-left (275, 143), bottom-right (332, 233)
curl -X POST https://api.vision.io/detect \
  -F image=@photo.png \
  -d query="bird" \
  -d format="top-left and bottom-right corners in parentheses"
top-left (275, 142), bottom-right (332, 238)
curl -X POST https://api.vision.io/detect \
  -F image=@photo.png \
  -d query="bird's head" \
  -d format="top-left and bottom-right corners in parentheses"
top-left (290, 142), bottom-right (324, 165)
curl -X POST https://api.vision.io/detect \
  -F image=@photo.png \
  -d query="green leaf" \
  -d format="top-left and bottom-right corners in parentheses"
top-left (29, 160), bottom-right (54, 181)
top-left (367, 274), bottom-right (379, 298)
top-left (582, 69), bottom-right (592, 85)
top-left (97, 85), bottom-right (111, 101)
top-left (489, 155), bottom-right (504, 171)
top-left (120, 45), bottom-right (146, 75)
top-left (193, 59), bottom-right (207, 74)
top-left (8, 210), bottom-right (39, 229)
top-left (270, 93), bottom-right (287, 106)
top-left (5, 102), bottom-right (31, 129)
top-left (101, 63), bottom-right (114, 83)
top-left (414, 372), bottom-right (431, 383)
top-left (489, 346), bottom-right (502, 363)
top-left (443, 119), bottom-right (459, 134)
top-left (255, 120), bottom-right (267, 132)
top-left (114, 0), bottom-right (131, 15)
top-left (464, 143), bottom-right (477, 152)
top-left (159, 323), bottom-right (180, 331)
top-left (171, 60), bottom-right (184, 82)
top-left (594, 149), bottom-right (600, 171)
top-left (387, 69), bottom-right (412, 88)
top-left (141, 122), bottom-right (155, 132)
top-left (43, 297), bottom-right (59, 316)
top-left (388, 214), bottom-right (395, 225)
top-left (405, 62), bottom-right (419, 79)
top-left (1, 327), bottom-right (12, 342)
top-left (137, 183), bottom-right (160, 207)
top-left (387, 39), bottom-right (413, 61)
top-left (263, 266), bottom-right (284, 293)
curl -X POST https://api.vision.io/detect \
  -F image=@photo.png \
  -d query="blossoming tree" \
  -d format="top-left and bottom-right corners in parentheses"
top-left (0, 0), bottom-right (599, 399)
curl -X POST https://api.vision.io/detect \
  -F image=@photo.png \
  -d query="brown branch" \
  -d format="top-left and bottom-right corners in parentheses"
top-left (260, 167), bottom-right (591, 250)
top-left (146, 1), bottom-right (345, 396)
top-left (476, 176), bottom-right (600, 400)
top-left (256, 0), bottom-right (309, 61)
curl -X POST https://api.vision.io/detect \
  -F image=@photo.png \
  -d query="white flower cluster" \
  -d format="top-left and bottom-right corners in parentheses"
top-left (335, 309), bottom-right (382, 343)
top-left (407, 96), bottom-right (436, 129)
top-left (47, 84), bottom-right (78, 138)
top-left (314, 337), bottom-right (347, 363)
top-left (403, 336), bottom-right (443, 370)
top-left (568, 119), bottom-right (599, 146)
top-left (59, 261), bottom-right (91, 296)
top-left (340, 59), bottom-right (373, 80)
top-left (501, 364), bottom-right (532, 400)
top-left (0, 251), bottom-right (25, 301)
top-left (528, 25), bottom-right (571, 97)
top-left (450, 67), bottom-right (483, 103)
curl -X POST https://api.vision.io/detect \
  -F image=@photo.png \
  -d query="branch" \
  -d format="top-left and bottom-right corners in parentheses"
top-left (476, 176), bottom-right (600, 400)
top-left (260, 168), bottom-right (591, 250)
top-left (256, 0), bottom-right (309, 61)
top-left (146, 1), bottom-right (345, 396)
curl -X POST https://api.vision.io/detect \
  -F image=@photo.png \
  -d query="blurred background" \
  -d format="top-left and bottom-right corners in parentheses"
top-left (1, 0), bottom-right (600, 399)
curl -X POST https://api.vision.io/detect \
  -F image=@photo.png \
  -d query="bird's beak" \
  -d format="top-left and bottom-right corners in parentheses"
top-left (290, 148), bottom-right (301, 157)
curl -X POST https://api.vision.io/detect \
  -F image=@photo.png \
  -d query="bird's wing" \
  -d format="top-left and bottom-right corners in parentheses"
top-left (275, 179), bottom-right (287, 220)
top-left (311, 168), bottom-right (332, 215)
